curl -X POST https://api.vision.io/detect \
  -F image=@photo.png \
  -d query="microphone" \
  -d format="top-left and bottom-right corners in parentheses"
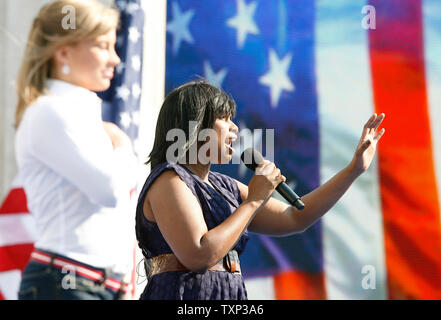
top-left (240, 148), bottom-right (305, 210)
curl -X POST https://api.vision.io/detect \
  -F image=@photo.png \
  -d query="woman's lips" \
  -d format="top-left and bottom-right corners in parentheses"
top-left (224, 134), bottom-right (237, 155)
top-left (225, 143), bottom-right (235, 155)
top-left (104, 70), bottom-right (114, 79)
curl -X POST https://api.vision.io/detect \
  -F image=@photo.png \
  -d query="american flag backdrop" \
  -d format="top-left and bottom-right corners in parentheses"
top-left (0, 180), bottom-right (35, 300)
top-left (164, 0), bottom-right (441, 299)
top-left (1, 0), bottom-right (441, 300)
top-left (0, 0), bottom-right (144, 300)
top-left (100, 0), bottom-right (144, 145)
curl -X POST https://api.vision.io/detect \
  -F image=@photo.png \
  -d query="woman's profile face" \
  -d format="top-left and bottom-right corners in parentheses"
top-left (208, 115), bottom-right (239, 164)
top-left (56, 28), bottom-right (121, 91)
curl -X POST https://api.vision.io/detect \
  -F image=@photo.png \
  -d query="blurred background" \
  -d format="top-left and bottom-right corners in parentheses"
top-left (1, 0), bottom-right (440, 299)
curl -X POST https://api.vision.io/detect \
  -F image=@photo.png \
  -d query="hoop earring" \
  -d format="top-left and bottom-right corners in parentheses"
top-left (61, 64), bottom-right (70, 75)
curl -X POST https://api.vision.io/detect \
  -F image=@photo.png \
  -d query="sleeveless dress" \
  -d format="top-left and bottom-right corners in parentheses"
top-left (135, 162), bottom-right (249, 300)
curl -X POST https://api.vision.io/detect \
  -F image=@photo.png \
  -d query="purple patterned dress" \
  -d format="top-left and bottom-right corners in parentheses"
top-left (135, 162), bottom-right (249, 300)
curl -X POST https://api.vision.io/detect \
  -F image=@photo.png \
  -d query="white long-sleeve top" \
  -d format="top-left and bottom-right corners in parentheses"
top-left (15, 79), bottom-right (138, 274)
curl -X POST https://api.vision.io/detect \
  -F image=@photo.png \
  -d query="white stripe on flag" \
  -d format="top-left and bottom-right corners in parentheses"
top-left (315, 0), bottom-right (387, 299)
top-left (244, 276), bottom-right (275, 300)
top-left (423, 0), bottom-right (441, 226)
top-left (0, 213), bottom-right (37, 247)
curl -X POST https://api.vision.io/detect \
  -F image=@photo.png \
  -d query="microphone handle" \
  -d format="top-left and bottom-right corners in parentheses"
top-left (276, 182), bottom-right (305, 210)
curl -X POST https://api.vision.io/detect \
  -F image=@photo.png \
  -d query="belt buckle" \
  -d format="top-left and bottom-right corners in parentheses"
top-left (224, 251), bottom-right (238, 273)
top-left (144, 258), bottom-right (153, 279)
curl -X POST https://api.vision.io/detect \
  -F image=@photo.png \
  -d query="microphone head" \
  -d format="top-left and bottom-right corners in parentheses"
top-left (240, 148), bottom-right (265, 172)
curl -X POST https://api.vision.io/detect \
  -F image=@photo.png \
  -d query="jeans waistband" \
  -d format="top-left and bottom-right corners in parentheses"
top-left (30, 248), bottom-right (130, 295)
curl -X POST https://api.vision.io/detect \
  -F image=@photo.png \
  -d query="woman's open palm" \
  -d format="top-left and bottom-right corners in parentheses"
top-left (351, 113), bottom-right (386, 175)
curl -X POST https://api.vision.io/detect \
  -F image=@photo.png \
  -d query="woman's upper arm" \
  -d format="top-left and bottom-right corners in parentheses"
top-left (235, 178), bottom-right (249, 203)
top-left (28, 104), bottom-right (134, 207)
top-left (147, 170), bottom-right (209, 269)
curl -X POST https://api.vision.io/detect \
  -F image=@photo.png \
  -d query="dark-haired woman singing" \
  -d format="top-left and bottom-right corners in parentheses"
top-left (135, 80), bottom-right (386, 300)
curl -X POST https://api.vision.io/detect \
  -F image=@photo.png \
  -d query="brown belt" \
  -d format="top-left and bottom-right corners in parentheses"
top-left (145, 250), bottom-right (241, 279)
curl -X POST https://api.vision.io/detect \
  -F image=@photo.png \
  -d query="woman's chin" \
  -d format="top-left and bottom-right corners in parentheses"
top-left (218, 151), bottom-right (233, 164)
top-left (90, 79), bottom-right (111, 92)
top-left (226, 144), bottom-right (235, 155)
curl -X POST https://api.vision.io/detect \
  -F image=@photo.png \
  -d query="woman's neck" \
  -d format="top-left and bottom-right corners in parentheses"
top-left (183, 163), bottom-right (211, 183)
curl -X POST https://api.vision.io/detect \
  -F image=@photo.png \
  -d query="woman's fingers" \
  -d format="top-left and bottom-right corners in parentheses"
top-left (273, 169), bottom-right (285, 185)
top-left (363, 113), bottom-right (385, 136)
top-left (362, 114), bottom-right (377, 138)
top-left (256, 161), bottom-right (285, 185)
top-left (371, 113), bottom-right (385, 132)
top-left (374, 128), bottom-right (386, 141)
top-left (366, 113), bottom-right (376, 126)
top-left (256, 160), bottom-right (274, 175)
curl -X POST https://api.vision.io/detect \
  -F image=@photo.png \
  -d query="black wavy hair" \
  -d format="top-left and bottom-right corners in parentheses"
top-left (146, 80), bottom-right (237, 170)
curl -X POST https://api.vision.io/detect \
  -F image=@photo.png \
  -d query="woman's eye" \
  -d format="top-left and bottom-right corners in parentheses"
top-left (98, 42), bottom-right (109, 49)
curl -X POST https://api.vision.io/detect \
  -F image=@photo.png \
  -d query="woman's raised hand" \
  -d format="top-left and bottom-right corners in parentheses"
top-left (349, 113), bottom-right (386, 176)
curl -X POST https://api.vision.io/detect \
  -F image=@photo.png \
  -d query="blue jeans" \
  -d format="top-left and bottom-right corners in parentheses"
top-left (18, 260), bottom-right (123, 300)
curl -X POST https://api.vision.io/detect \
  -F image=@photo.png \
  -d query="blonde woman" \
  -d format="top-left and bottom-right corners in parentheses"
top-left (15, 0), bottom-right (137, 300)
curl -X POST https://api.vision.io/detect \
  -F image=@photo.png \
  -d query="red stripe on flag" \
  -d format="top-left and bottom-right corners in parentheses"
top-left (273, 271), bottom-right (326, 300)
top-left (0, 290), bottom-right (5, 300)
top-left (0, 188), bottom-right (29, 215)
top-left (0, 243), bottom-right (34, 272)
top-left (368, 0), bottom-right (441, 299)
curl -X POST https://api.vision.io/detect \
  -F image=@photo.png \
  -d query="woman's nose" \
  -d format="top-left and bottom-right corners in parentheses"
top-left (231, 122), bottom-right (239, 133)
top-left (111, 48), bottom-right (121, 66)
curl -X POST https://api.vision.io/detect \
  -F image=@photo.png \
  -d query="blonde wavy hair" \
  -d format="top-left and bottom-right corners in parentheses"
top-left (15, 0), bottom-right (120, 128)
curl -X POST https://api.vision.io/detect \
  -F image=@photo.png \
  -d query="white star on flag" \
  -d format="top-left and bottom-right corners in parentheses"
top-left (119, 111), bottom-right (132, 129)
top-left (131, 110), bottom-right (140, 126)
top-left (128, 27), bottom-right (141, 43)
top-left (259, 49), bottom-right (295, 108)
top-left (203, 61), bottom-right (228, 89)
top-left (227, 0), bottom-right (259, 49)
top-left (116, 85), bottom-right (131, 102)
top-left (126, 2), bottom-right (140, 15)
top-left (132, 83), bottom-right (141, 100)
top-left (167, 2), bottom-right (195, 56)
top-left (131, 55), bottom-right (141, 72)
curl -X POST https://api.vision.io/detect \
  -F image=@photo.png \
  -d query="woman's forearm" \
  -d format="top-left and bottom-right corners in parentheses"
top-left (196, 199), bottom-right (264, 271)
top-left (294, 163), bottom-right (361, 231)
